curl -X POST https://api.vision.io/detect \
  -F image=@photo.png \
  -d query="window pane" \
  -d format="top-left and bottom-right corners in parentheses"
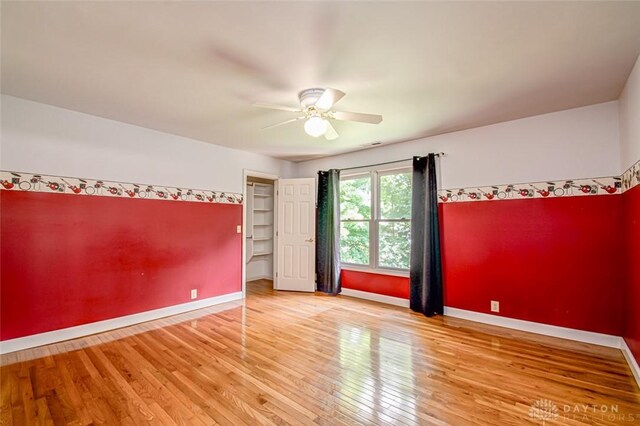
top-left (340, 176), bottom-right (371, 220)
top-left (379, 221), bottom-right (411, 269)
top-left (380, 172), bottom-right (412, 219)
top-left (340, 222), bottom-right (370, 265)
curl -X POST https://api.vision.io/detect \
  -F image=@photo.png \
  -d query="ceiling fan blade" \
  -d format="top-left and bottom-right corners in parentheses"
top-left (332, 111), bottom-right (383, 124)
top-left (253, 102), bottom-right (302, 113)
top-left (324, 121), bottom-right (339, 140)
top-left (315, 88), bottom-right (346, 110)
top-left (262, 117), bottom-right (304, 130)
top-left (211, 45), bottom-right (290, 91)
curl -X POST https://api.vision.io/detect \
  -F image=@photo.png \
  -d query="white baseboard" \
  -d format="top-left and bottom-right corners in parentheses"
top-left (247, 275), bottom-right (273, 281)
top-left (340, 288), bottom-right (410, 308)
top-left (339, 288), bottom-right (640, 385)
top-left (5, 287), bottom-right (639, 391)
top-left (0, 291), bottom-right (243, 354)
top-left (339, 288), bottom-right (621, 347)
top-left (443, 307), bottom-right (622, 348)
top-left (620, 338), bottom-right (640, 389)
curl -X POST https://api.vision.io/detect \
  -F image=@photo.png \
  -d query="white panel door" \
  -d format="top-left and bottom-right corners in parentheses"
top-left (276, 178), bottom-right (315, 292)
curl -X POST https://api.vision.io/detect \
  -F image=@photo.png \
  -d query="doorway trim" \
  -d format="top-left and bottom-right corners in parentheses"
top-left (242, 169), bottom-right (279, 297)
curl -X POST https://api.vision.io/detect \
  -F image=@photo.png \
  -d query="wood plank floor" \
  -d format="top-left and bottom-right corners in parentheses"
top-left (1, 279), bottom-right (639, 425)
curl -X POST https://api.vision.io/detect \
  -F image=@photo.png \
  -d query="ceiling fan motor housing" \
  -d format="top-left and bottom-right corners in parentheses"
top-left (298, 88), bottom-right (326, 108)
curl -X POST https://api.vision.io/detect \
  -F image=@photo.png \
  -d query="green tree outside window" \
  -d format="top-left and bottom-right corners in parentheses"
top-left (339, 170), bottom-right (411, 270)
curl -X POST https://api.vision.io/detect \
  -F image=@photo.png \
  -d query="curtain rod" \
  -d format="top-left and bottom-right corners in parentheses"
top-left (337, 152), bottom-right (446, 172)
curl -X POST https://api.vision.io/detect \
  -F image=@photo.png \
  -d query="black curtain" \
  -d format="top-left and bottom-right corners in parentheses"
top-left (409, 154), bottom-right (443, 316)
top-left (316, 169), bottom-right (341, 295)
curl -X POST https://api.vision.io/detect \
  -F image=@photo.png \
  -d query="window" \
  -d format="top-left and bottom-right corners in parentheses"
top-left (378, 170), bottom-right (412, 269)
top-left (339, 167), bottom-right (412, 272)
top-left (339, 175), bottom-right (371, 265)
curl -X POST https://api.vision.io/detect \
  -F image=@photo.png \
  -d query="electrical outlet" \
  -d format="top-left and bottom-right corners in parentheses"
top-left (236, 225), bottom-right (242, 233)
top-left (491, 300), bottom-right (500, 313)
top-left (191, 289), bottom-right (198, 300)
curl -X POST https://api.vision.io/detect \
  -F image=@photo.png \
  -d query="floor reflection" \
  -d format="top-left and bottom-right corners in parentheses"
top-left (339, 324), bottom-right (418, 423)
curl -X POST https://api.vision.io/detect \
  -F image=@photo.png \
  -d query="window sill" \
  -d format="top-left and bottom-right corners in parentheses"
top-left (341, 265), bottom-right (410, 278)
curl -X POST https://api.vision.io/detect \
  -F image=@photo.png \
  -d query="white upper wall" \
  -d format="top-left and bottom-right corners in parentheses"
top-left (0, 95), bottom-right (295, 193)
top-left (294, 101), bottom-right (621, 189)
top-left (619, 54), bottom-right (640, 171)
top-left (0, 95), bottom-right (623, 193)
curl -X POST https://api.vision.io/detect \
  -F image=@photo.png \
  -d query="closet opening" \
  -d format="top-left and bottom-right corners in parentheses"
top-left (244, 175), bottom-right (276, 295)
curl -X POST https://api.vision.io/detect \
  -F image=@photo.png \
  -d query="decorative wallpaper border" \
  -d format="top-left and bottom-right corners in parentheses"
top-left (0, 171), bottom-right (243, 205)
top-left (622, 158), bottom-right (640, 193)
top-left (438, 158), bottom-right (640, 203)
top-left (2, 159), bottom-right (639, 205)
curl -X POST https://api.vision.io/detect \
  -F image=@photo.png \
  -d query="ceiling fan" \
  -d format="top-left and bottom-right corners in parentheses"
top-left (253, 88), bottom-right (383, 140)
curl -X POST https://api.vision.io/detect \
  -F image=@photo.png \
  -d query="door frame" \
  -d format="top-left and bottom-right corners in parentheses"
top-left (242, 169), bottom-right (279, 297)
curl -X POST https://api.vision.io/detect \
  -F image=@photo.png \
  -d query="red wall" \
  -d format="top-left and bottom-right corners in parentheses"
top-left (0, 190), bottom-right (242, 341)
top-left (624, 185), bottom-right (640, 364)
top-left (1, 187), bottom-right (631, 343)
top-left (342, 270), bottom-right (409, 299)
top-left (342, 195), bottom-right (625, 336)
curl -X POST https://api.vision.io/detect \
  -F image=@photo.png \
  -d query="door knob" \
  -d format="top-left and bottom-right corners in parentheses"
top-left (305, 238), bottom-right (314, 242)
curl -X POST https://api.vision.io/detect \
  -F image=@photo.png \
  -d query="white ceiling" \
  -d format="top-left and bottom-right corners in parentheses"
top-left (2, 2), bottom-right (640, 161)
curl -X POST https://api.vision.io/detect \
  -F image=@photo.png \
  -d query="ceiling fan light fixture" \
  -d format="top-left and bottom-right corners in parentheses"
top-left (255, 87), bottom-right (383, 140)
top-left (304, 116), bottom-right (328, 137)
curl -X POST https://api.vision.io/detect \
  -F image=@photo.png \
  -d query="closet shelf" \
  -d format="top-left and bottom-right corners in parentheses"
top-left (247, 181), bottom-right (274, 279)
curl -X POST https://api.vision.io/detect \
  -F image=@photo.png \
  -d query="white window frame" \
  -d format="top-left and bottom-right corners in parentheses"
top-left (340, 165), bottom-right (411, 277)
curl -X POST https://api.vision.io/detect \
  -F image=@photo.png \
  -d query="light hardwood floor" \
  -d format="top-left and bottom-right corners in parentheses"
top-left (1, 279), bottom-right (639, 425)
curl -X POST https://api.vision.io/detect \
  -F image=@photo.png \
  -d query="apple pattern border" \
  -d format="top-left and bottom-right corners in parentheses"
top-left (438, 158), bottom-right (640, 203)
top-left (0, 171), bottom-right (243, 205)
top-left (1, 159), bottom-right (639, 205)
top-left (621, 158), bottom-right (640, 194)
